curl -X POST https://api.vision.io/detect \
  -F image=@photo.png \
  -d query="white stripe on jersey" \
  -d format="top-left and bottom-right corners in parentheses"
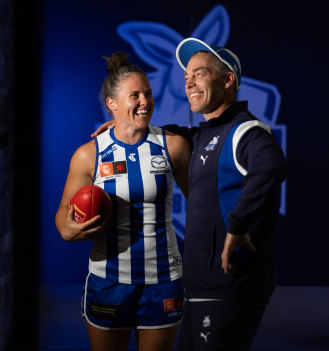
top-left (138, 141), bottom-right (158, 282)
top-left (147, 125), bottom-right (164, 146)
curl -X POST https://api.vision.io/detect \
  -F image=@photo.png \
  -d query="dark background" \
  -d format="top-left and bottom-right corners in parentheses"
top-left (1, 0), bottom-right (328, 349)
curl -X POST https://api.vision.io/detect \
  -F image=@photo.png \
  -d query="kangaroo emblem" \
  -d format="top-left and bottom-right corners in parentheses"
top-left (112, 4), bottom-right (286, 215)
top-left (200, 332), bottom-right (210, 342)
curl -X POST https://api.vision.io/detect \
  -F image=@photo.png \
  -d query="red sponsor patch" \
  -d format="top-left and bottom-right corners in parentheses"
top-left (163, 298), bottom-right (183, 312)
top-left (175, 298), bottom-right (183, 308)
top-left (163, 299), bottom-right (175, 311)
top-left (116, 163), bottom-right (125, 172)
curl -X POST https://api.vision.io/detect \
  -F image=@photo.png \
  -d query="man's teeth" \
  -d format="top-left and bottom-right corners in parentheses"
top-left (190, 92), bottom-right (201, 98)
top-left (136, 110), bottom-right (148, 116)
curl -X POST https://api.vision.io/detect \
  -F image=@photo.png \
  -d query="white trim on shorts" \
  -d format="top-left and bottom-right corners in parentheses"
top-left (82, 272), bottom-right (132, 331)
top-left (82, 272), bottom-right (107, 330)
top-left (137, 319), bottom-right (182, 330)
top-left (186, 298), bottom-right (225, 302)
top-left (82, 272), bottom-right (182, 331)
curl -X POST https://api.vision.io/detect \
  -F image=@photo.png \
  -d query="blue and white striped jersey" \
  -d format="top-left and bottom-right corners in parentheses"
top-left (89, 125), bottom-right (182, 285)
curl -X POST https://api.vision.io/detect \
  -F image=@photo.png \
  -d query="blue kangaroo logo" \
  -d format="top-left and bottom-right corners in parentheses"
top-left (99, 5), bottom-right (287, 239)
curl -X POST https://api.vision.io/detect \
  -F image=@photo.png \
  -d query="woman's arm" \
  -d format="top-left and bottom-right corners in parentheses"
top-left (165, 131), bottom-right (191, 198)
top-left (55, 140), bottom-right (109, 241)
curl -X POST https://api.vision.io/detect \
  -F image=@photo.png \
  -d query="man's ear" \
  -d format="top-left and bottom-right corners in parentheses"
top-left (224, 72), bottom-right (235, 89)
top-left (106, 97), bottom-right (117, 112)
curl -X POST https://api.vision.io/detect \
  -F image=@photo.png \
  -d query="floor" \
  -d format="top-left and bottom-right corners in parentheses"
top-left (39, 285), bottom-right (329, 351)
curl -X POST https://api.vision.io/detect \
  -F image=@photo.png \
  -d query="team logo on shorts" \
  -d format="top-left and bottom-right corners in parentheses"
top-left (163, 298), bottom-right (183, 312)
top-left (150, 156), bottom-right (170, 174)
top-left (203, 315), bottom-right (211, 328)
top-left (200, 332), bottom-right (210, 342)
top-left (89, 303), bottom-right (120, 320)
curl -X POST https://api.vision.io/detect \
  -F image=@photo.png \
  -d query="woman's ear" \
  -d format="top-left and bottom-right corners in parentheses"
top-left (106, 97), bottom-right (117, 112)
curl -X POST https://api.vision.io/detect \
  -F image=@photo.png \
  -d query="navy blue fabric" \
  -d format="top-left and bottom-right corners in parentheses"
top-left (177, 299), bottom-right (265, 351)
top-left (165, 101), bottom-right (288, 305)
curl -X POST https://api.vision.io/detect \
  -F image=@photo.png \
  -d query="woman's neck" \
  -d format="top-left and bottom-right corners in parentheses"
top-left (112, 125), bottom-right (148, 145)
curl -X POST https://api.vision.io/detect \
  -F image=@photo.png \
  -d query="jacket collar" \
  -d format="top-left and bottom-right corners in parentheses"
top-left (202, 101), bottom-right (249, 127)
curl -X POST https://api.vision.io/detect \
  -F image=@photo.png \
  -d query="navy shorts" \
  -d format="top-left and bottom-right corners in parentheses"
top-left (81, 272), bottom-right (183, 330)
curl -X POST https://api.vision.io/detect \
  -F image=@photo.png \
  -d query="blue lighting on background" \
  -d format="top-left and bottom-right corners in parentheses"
top-left (40, 4), bottom-right (286, 284)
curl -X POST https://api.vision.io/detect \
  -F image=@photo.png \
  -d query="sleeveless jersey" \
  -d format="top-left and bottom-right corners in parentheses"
top-left (89, 125), bottom-right (182, 285)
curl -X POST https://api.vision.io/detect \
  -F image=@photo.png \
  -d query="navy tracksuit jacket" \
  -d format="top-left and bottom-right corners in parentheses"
top-left (166, 101), bottom-right (288, 305)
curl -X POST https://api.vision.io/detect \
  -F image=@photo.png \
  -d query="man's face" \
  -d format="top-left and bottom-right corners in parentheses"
top-left (184, 52), bottom-right (225, 116)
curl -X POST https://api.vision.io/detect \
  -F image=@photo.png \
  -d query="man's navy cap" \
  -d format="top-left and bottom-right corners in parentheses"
top-left (176, 38), bottom-right (241, 90)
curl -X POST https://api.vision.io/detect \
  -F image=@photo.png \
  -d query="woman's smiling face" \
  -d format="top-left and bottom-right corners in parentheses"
top-left (107, 73), bottom-right (154, 131)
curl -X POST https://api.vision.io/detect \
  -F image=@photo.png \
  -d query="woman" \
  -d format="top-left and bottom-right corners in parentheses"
top-left (55, 51), bottom-right (191, 351)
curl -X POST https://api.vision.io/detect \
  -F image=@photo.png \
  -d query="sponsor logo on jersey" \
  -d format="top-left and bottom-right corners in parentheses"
top-left (128, 153), bottom-right (136, 162)
top-left (200, 155), bottom-right (208, 165)
top-left (169, 256), bottom-right (182, 266)
top-left (200, 332), bottom-right (210, 343)
top-left (101, 146), bottom-right (117, 160)
top-left (163, 298), bottom-right (183, 312)
top-left (150, 155), bottom-right (170, 174)
top-left (99, 161), bottom-right (127, 178)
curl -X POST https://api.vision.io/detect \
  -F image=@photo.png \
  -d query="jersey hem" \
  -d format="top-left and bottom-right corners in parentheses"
top-left (88, 268), bottom-right (182, 285)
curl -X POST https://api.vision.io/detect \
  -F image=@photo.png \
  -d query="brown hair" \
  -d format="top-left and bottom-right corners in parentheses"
top-left (101, 51), bottom-right (147, 114)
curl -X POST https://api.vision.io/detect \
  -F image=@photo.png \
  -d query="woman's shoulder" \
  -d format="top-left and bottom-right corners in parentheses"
top-left (71, 139), bottom-right (96, 163)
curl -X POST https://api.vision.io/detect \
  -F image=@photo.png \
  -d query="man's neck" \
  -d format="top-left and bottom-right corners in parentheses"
top-left (203, 100), bottom-right (236, 121)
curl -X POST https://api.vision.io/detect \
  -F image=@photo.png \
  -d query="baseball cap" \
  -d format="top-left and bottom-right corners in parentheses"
top-left (176, 38), bottom-right (241, 90)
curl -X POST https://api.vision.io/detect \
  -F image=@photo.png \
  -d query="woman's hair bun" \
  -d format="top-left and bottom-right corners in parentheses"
top-left (103, 51), bottom-right (130, 73)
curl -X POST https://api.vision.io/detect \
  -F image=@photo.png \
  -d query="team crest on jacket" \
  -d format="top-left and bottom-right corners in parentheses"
top-left (150, 155), bottom-right (170, 174)
top-left (204, 136), bottom-right (220, 151)
top-left (203, 315), bottom-right (211, 328)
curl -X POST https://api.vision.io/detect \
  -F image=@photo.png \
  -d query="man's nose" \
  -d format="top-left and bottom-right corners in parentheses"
top-left (185, 76), bottom-right (195, 89)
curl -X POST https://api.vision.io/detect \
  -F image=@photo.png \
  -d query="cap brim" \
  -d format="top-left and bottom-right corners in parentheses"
top-left (176, 38), bottom-right (218, 70)
top-left (176, 38), bottom-right (241, 90)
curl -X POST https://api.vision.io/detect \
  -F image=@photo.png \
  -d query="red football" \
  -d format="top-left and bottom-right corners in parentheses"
top-left (70, 185), bottom-right (113, 224)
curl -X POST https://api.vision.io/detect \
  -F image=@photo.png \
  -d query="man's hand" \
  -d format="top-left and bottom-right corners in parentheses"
top-left (91, 120), bottom-right (115, 138)
top-left (221, 232), bottom-right (257, 274)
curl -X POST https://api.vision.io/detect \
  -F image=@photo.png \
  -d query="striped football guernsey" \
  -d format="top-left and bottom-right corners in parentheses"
top-left (89, 125), bottom-right (182, 285)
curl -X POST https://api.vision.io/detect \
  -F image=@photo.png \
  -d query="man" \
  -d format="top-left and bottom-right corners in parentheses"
top-left (92, 38), bottom-right (288, 351)
top-left (172, 38), bottom-right (288, 351)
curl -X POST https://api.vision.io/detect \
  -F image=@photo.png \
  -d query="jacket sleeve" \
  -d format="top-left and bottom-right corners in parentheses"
top-left (163, 124), bottom-right (199, 149)
top-left (227, 127), bottom-right (289, 236)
